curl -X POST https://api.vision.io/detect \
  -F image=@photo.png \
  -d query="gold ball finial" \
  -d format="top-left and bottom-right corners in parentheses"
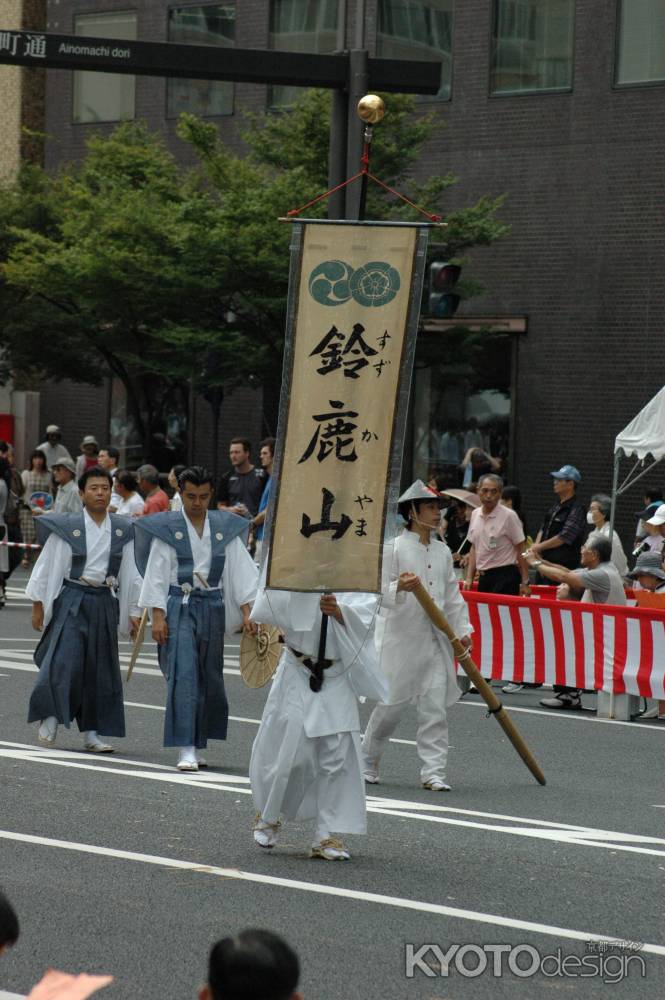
top-left (357, 94), bottom-right (385, 125)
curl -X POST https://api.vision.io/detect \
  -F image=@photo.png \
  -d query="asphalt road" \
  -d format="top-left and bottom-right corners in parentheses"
top-left (1, 566), bottom-right (664, 999)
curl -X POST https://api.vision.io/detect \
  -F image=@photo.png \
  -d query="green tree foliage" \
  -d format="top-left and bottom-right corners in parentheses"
top-left (0, 92), bottom-right (509, 459)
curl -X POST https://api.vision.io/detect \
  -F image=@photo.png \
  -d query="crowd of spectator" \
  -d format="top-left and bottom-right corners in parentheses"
top-left (2, 423), bottom-right (664, 718)
top-left (0, 428), bottom-right (276, 607)
top-left (428, 458), bottom-right (665, 716)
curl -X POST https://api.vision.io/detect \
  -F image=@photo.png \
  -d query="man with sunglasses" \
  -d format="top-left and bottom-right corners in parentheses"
top-left (463, 474), bottom-right (530, 596)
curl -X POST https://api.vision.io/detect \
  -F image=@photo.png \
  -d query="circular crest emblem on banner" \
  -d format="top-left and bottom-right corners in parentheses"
top-left (349, 261), bottom-right (400, 307)
top-left (309, 259), bottom-right (400, 307)
top-left (308, 260), bottom-right (353, 306)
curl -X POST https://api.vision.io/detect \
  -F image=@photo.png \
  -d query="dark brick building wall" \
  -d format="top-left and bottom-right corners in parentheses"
top-left (428, 0), bottom-right (665, 537)
top-left (41, 0), bottom-right (665, 541)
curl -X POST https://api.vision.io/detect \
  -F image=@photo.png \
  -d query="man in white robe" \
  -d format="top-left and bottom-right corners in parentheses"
top-left (135, 466), bottom-right (258, 771)
top-left (249, 582), bottom-right (388, 861)
top-left (27, 466), bottom-right (142, 751)
top-left (362, 481), bottom-right (472, 791)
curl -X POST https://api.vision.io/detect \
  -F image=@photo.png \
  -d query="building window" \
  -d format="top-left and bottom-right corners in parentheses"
top-left (376, 0), bottom-right (454, 101)
top-left (268, 0), bottom-right (338, 107)
top-left (72, 11), bottom-right (137, 124)
top-left (167, 4), bottom-right (235, 118)
top-left (490, 0), bottom-right (574, 95)
top-left (411, 329), bottom-right (514, 488)
top-left (616, 0), bottom-right (665, 86)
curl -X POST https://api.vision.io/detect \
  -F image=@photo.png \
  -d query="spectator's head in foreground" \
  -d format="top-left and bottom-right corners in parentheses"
top-left (580, 535), bottom-right (612, 569)
top-left (201, 929), bottom-right (301, 1000)
top-left (0, 890), bottom-right (19, 956)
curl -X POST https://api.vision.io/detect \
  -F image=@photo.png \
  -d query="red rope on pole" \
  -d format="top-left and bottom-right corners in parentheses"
top-left (284, 167), bottom-right (443, 223)
top-left (286, 171), bottom-right (365, 217)
top-left (367, 172), bottom-right (442, 223)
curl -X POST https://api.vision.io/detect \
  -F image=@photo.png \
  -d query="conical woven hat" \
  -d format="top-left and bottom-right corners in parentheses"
top-left (398, 480), bottom-right (444, 505)
top-left (240, 625), bottom-right (283, 688)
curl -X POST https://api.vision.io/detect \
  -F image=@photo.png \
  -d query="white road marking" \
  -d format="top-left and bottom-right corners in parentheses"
top-left (367, 805), bottom-right (665, 859)
top-left (0, 657), bottom-right (242, 678)
top-left (0, 740), bottom-right (247, 777)
top-left (0, 749), bottom-right (251, 793)
top-left (124, 700), bottom-right (260, 729)
top-left (1, 828), bottom-right (663, 956)
top-left (1, 741), bottom-right (662, 859)
top-left (459, 698), bottom-right (665, 731)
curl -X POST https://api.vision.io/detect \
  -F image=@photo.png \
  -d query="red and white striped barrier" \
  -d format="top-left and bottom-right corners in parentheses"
top-left (463, 591), bottom-right (665, 700)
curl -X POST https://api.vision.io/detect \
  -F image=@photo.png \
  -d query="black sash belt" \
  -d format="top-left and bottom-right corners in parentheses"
top-left (281, 637), bottom-right (332, 693)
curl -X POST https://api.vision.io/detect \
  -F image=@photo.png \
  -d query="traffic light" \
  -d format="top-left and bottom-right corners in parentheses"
top-left (428, 262), bottom-right (461, 318)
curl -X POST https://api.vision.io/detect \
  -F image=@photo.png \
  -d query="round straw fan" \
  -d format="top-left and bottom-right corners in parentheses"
top-left (240, 625), bottom-right (283, 688)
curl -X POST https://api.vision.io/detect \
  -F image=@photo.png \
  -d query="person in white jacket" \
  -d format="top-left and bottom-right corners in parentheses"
top-left (362, 480), bottom-right (472, 791)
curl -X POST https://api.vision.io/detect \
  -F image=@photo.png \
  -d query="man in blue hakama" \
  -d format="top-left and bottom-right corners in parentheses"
top-left (134, 466), bottom-right (258, 771)
top-left (26, 466), bottom-right (142, 752)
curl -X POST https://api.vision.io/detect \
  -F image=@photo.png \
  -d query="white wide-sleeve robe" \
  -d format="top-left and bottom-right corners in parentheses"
top-left (375, 528), bottom-right (471, 706)
top-left (249, 584), bottom-right (388, 830)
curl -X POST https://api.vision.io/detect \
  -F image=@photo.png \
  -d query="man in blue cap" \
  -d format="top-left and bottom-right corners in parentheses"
top-left (529, 464), bottom-right (588, 709)
top-left (530, 465), bottom-right (587, 575)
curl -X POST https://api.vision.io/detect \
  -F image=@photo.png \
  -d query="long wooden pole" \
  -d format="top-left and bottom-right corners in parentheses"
top-left (413, 581), bottom-right (546, 786)
top-left (125, 608), bottom-right (149, 683)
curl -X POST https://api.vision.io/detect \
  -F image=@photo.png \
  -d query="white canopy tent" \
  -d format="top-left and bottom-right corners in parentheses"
top-left (610, 386), bottom-right (665, 531)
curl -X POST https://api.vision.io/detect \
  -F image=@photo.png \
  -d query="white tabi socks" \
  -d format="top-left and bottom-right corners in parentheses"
top-left (177, 746), bottom-right (198, 771)
top-left (83, 731), bottom-right (114, 753)
top-left (38, 716), bottom-right (58, 746)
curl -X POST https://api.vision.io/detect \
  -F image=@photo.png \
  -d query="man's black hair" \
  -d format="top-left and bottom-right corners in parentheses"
top-left (208, 929), bottom-right (299, 1000)
top-left (645, 487), bottom-right (664, 503)
top-left (78, 466), bottom-right (113, 491)
top-left (101, 445), bottom-right (120, 462)
top-left (259, 438), bottom-right (276, 456)
top-left (0, 890), bottom-right (19, 949)
top-left (116, 470), bottom-right (138, 493)
top-left (178, 465), bottom-right (215, 490)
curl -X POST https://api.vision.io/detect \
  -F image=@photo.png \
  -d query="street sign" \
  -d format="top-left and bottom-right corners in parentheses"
top-left (0, 29), bottom-right (441, 93)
